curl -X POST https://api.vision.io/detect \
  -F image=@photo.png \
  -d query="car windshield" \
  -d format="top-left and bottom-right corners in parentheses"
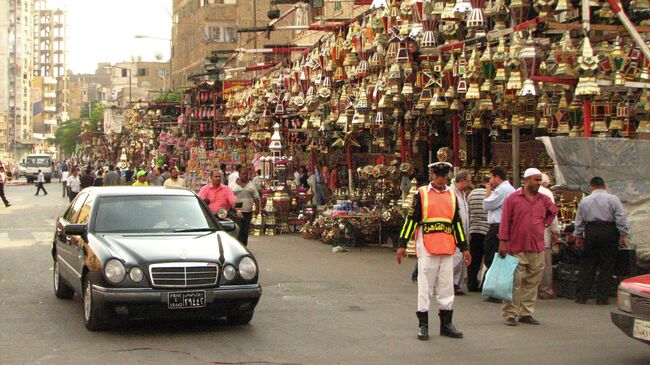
top-left (26, 157), bottom-right (50, 167)
top-left (94, 195), bottom-right (218, 233)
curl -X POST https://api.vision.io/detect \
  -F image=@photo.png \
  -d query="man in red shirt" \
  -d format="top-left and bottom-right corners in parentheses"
top-left (199, 170), bottom-right (237, 214)
top-left (498, 168), bottom-right (558, 326)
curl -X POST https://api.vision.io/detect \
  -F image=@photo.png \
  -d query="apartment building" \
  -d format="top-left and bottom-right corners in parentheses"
top-left (171, 0), bottom-right (295, 87)
top-left (33, 0), bottom-right (66, 155)
top-left (67, 63), bottom-right (111, 119)
top-left (109, 60), bottom-right (169, 107)
top-left (0, 0), bottom-right (36, 160)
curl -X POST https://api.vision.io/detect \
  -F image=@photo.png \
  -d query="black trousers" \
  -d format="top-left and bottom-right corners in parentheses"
top-left (62, 182), bottom-right (67, 197)
top-left (68, 191), bottom-right (78, 202)
top-left (238, 212), bottom-right (253, 246)
top-left (484, 224), bottom-right (500, 270)
top-left (35, 182), bottom-right (47, 195)
top-left (0, 183), bottom-right (9, 206)
top-left (468, 233), bottom-right (486, 291)
top-left (578, 222), bottom-right (619, 302)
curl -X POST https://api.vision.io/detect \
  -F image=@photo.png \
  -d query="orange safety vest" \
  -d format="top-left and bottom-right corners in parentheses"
top-left (416, 186), bottom-right (458, 255)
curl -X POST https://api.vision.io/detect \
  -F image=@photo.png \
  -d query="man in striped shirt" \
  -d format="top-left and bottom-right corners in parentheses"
top-left (467, 175), bottom-right (490, 292)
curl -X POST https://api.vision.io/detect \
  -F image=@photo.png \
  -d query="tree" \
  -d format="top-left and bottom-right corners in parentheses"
top-left (153, 91), bottom-right (181, 102)
top-left (80, 102), bottom-right (104, 132)
top-left (54, 119), bottom-right (81, 155)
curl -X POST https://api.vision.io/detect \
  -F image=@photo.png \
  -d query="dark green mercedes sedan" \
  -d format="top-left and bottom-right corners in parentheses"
top-left (51, 186), bottom-right (261, 331)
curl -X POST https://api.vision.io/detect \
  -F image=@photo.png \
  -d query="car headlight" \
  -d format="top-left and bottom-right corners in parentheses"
top-left (618, 289), bottom-right (631, 313)
top-left (238, 257), bottom-right (257, 281)
top-left (129, 267), bottom-right (144, 282)
top-left (223, 265), bottom-right (236, 281)
top-left (104, 259), bottom-right (126, 284)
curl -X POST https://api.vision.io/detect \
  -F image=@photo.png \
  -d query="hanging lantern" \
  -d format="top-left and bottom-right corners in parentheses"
top-left (575, 38), bottom-right (601, 97)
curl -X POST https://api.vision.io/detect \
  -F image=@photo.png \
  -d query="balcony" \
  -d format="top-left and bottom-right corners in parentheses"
top-left (44, 105), bottom-right (56, 112)
top-left (44, 92), bottom-right (56, 98)
top-left (44, 119), bottom-right (57, 126)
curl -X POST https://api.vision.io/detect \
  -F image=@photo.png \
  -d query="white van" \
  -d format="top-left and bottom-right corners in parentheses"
top-left (25, 154), bottom-right (53, 183)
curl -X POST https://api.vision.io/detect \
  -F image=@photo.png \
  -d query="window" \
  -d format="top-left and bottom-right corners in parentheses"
top-left (224, 27), bottom-right (236, 43)
top-left (311, 0), bottom-right (324, 18)
top-left (64, 193), bottom-right (87, 223)
top-left (204, 26), bottom-right (236, 43)
top-left (224, 0), bottom-right (236, 4)
top-left (335, 1), bottom-right (342, 12)
top-left (94, 196), bottom-right (217, 233)
top-left (77, 196), bottom-right (95, 225)
top-left (137, 68), bottom-right (149, 77)
top-left (205, 26), bottom-right (221, 42)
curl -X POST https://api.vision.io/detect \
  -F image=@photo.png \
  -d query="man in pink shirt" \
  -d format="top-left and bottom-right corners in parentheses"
top-left (498, 168), bottom-right (558, 327)
top-left (199, 170), bottom-right (237, 215)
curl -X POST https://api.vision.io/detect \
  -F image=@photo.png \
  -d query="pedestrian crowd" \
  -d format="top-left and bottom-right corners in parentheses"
top-left (397, 163), bottom-right (630, 340)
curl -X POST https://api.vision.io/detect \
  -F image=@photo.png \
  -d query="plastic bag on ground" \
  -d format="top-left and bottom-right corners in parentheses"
top-left (482, 253), bottom-right (519, 302)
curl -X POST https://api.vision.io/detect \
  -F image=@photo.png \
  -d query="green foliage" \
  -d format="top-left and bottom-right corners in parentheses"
top-left (54, 119), bottom-right (81, 155)
top-left (80, 102), bottom-right (104, 132)
top-left (153, 91), bottom-right (181, 102)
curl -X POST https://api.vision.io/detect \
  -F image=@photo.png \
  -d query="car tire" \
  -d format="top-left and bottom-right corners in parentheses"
top-left (53, 259), bottom-right (74, 299)
top-left (82, 276), bottom-right (109, 331)
top-left (226, 310), bottom-right (254, 325)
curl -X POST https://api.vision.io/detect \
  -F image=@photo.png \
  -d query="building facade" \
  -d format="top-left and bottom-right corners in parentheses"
top-left (109, 60), bottom-right (169, 106)
top-left (33, 0), bottom-right (66, 155)
top-left (67, 63), bottom-right (111, 120)
top-left (171, 0), bottom-right (294, 88)
top-left (0, 0), bottom-right (36, 161)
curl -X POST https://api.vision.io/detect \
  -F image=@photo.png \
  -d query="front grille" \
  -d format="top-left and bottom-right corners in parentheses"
top-left (631, 294), bottom-right (650, 318)
top-left (149, 262), bottom-right (219, 288)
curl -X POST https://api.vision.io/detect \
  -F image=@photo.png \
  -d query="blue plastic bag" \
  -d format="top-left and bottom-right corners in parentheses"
top-left (482, 253), bottom-right (520, 302)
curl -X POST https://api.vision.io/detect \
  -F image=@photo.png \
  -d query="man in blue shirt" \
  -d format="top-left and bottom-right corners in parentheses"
top-left (482, 167), bottom-right (516, 279)
top-left (574, 177), bottom-right (630, 305)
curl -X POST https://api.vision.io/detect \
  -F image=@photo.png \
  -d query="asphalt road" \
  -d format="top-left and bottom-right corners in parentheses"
top-left (1, 182), bottom-right (648, 364)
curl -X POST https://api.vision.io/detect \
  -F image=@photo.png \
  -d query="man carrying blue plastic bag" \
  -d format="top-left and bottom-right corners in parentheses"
top-left (498, 168), bottom-right (558, 327)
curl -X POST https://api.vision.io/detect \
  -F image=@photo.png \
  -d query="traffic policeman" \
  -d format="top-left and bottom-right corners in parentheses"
top-left (396, 162), bottom-right (471, 340)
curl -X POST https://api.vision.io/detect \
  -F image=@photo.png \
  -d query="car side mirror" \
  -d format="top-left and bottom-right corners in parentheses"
top-left (65, 224), bottom-right (87, 236)
top-left (220, 221), bottom-right (236, 232)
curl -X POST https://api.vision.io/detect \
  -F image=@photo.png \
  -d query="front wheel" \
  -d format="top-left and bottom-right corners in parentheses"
top-left (53, 259), bottom-right (74, 299)
top-left (226, 310), bottom-right (254, 325)
top-left (82, 276), bottom-right (109, 331)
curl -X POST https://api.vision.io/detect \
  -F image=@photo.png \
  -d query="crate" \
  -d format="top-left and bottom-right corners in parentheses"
top-left (555, 275), bottom-right (619, 299)
top-left (556, 262), bottom-right (580, 282)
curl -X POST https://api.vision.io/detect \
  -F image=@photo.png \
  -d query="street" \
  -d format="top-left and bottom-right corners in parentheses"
top-left (0, 182), bottom-right (648, 365)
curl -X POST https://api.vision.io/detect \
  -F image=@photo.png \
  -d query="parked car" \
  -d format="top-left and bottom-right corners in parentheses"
top-left (51, 186), bottom-right (261, 331)
top-left (611, 274), bottom-right (650, 345)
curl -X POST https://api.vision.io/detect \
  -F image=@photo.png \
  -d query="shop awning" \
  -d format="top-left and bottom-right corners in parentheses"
top-left (15, 139), bottom-right (38, 145)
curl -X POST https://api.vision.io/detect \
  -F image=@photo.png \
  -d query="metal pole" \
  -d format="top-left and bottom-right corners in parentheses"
top-left (452, 112), bottom-right (460, 166)
top-left (512, 125), bottom-right (520, 188)
top-left (128, 69), bottom-right (132, 105)
top-left (583, 98), bottom-right (592, 137)
top-left (252, 0), bottom-right (258, 77)
top-left (169, 39), bottom-right (173, 91)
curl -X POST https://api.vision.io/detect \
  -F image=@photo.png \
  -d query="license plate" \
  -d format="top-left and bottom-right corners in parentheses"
top-left (168, 291), bottom-right (206, 309)
top-left (633, 319), bottom-right (650, 341)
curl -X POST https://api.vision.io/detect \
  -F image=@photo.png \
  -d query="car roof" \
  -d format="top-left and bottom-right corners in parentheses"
top-left (82, 186), bottom-right (197, 197)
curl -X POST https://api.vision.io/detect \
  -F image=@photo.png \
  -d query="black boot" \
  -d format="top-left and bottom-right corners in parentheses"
top-left (416, 311), bottom-right (429, 341)
top-left (439, 310), bottom-right (463, 339)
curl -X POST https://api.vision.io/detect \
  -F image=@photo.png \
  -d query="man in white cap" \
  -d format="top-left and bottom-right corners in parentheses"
top-left (498, 168), bottom-right (558, 326)
top-left (396, 162), bottom-right (471, 340)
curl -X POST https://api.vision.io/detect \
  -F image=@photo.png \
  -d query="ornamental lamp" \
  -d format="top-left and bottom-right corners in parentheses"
top-left (609, 37), bottom-right (628, 86)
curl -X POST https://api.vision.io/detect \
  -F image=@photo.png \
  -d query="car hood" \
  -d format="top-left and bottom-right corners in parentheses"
top-left (95, 231), bottom-right (248, 264)
top-left (621, 274), bottom-right (650, 297)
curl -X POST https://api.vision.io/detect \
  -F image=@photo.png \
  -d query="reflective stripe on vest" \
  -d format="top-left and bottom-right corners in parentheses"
top-left (416, 186), bottom-right (457, 255)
